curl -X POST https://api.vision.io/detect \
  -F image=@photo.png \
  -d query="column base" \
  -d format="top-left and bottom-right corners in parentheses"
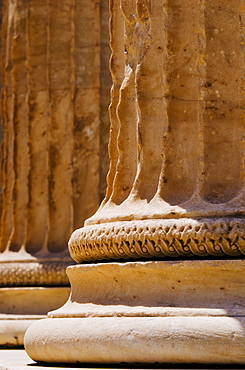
top-left (24, 260), bottom-right (245, 364)
top-left (0, 316), bottom-right (44, 348)
top-left (0, 287), bottom-right (70, 348)
top-left (69, 218), bottom-right (245, 263)
top-left (24, 316), bottom-right (245, 364)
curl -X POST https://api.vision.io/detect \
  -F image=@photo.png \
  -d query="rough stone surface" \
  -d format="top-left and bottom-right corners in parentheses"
top-left (0, 0), bottom-right (110, 349)
top-left (69, 0), bottom-right (245, 262)
top-left (0, 262), bottom-right (71, 287)
top-left (3, 0), bottom-right (245, 365)
top-left (0, 287), bottom-right (70, 315)
top-left (25, 260), bottom-right (245, 364)
top-left (25, 316), bottom-right (245, 364)
top-left (69, 218), bottom-right (245, 262)
top-left (49, 260), bottom-right (245, 318)
top-left (0, 287), bottom-right (70, 347)
top-left (0, 0), bottom-right (110, 284)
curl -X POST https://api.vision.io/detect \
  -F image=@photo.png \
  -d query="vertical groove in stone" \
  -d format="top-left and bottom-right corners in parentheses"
top-left (72, 0), bottom-right (101, 230)
top-left (131, 0), bottom-right (167, 202)
top-left (0, 0), bottom-right (4, 224)
top-left (240, 0), bottom-right (245, 193)
top-left (103, 0), bottom-right (125, 203)
top-left (202, 0), bottom-right (242, 204)
top-left (110, 0), bottom-right (138, 204)
top-left (47, 0), bottom-right (74, 253)
top-left (194, 0), bottom-right (206, 200)
top-left (0, 0), bottom-right (110, 257)
top-left (0, 0), bottom-right (17, 252)
top-left (99, 0), bottom-right (111, 202)
top-left (25, 0), bottom-right (49, 254)
top-left (9, 0), bottom-right (29, 252)
top-left (160, 0), bottom-right (200, 205)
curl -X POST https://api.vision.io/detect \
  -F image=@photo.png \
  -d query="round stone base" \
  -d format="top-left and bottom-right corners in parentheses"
top-left (24, 316), bottom-right (245, 364)
top-left (0, 287), bottom-right (70, 348)
top-left (0, 316), bottom-right (42, 348)
top-left (24, 260), bottom-right (245, 364)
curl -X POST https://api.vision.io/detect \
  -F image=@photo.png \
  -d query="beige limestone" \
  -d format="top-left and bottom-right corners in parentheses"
top-left (25, 260), bottom-right (245, 364)
top-left (0, 287), bottom-right (70, 347)
top-left (0, 0), bottom-right (110, 283)
top-left (0, 319), bottom-right (39, 349)
top-left (0, 287), bottom-right (70, 316)
top-left (24, 0), bottom-right (245, 365)
top-left (0, 0), bottom-right (110, 348)
top-left (69, 0), bottom-right (245, 262)
top-left (49, 260), bottom-right (245, 318)
top-left (24, 316), bottom-right (245, 364)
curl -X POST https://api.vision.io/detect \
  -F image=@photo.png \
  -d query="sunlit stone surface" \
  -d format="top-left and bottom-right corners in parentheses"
top-left (70, 0), bottom-right (245, 262)
top-left (0, 0), bottom-right (110, 346)
top-left (24, 0), bottom-right (245, 365)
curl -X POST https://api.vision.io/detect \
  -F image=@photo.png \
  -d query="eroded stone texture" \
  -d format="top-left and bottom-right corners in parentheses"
top-left (24, 1), bottom-right (245, 364)
top-left (0, 286), bottom-right (70, 347)
top-left (0, 0), bottom-right (110, 286)
top-left (69, 0), bottom-right (245, 263)
top-left (25, 261), bottom-right (245, 364)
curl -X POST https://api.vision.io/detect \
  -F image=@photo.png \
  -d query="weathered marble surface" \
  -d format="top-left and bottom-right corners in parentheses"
top-left (25, 260), bottom-right (245, 364)
top-left (0, 0), bottom-right (110, 285)
top-left (0, 0), bottom-right (110, 348)
top-left (0, 287), bottom-right (70, 347)
top-left (69, 0), bottom-right (245, 263)
top-left (24, 0), bottom-right (245, 365)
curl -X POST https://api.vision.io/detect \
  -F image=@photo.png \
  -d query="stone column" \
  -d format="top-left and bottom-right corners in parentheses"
top-left (25, 0), bottom-right (245, 365)
top-left (69, 0), bottom-right (245, 261)
top-left (0, 0), bottom-right (110, 347)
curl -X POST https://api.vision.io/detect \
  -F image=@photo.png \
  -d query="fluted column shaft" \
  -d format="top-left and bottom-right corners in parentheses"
top-left (24, 1), bottom-right (245, 364)
top-left (0, 0), bottom-right (110, 286)
top-left (70, 0), bottom-right (245, 262)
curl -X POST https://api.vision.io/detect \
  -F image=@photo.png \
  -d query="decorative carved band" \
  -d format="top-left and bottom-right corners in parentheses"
top-left (0, 262), bottom-right (71, 286)
top-left (69, 218), bottom-right (245, 263)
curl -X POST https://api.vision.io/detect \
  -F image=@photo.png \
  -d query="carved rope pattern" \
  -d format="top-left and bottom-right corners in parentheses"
top-left (68, 218), bottom-right (245, 263)
top-left (0, 262), bottom-right (70, 286)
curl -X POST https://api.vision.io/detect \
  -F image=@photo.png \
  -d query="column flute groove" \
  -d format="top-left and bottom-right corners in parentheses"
top-left (0, 0), bottom-right (109, 285)
top-left (0, 0), bottom-right (110, 348)
top-left (69, 0), bottom-right (245, 263)
top-left (25, 0), bottom-right (245, 364)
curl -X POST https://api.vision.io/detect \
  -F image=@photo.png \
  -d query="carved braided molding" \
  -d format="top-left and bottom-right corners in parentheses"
top-left (69, 218), bottom-right (245, 263)
top-left (0, 261), bottom-right (71, 287)
top-left (69, 0), bottom-right (245, 266)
